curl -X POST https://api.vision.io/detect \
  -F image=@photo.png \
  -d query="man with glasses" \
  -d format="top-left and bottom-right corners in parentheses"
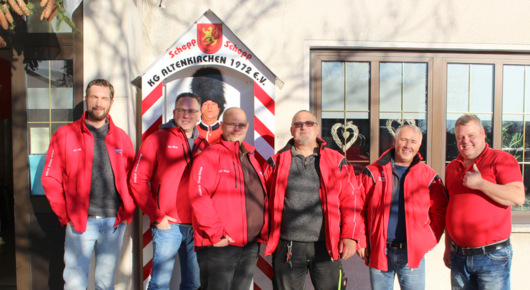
top-left (356, 124), bottom-right (447, 290)
top-left (189, 107), bottom-right (268, 290)
top-left (263, 110), bottom-right (358, 289)
top-left (130, 92), bottom-right (208, 289)
top-left (444, 114), bottom-right (524, 289)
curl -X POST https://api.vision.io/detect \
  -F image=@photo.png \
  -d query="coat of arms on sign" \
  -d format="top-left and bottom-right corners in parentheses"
top-left (198, 24), bottom-right (223, 54)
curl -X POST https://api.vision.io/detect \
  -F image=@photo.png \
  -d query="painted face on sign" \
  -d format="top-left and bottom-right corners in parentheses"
top-left (201, 100), bottom-right (221, 125)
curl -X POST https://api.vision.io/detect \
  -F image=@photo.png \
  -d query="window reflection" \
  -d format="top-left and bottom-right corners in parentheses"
top-left (26, 0), bottom-right (72, 34)
top-left (379, 62), bottom-right (428, 159)
top-left (321, 61), bottom-right (370, 173)
top-left (502, 65), bottom-right (530, 210)
top-left (26, 59), bottom-right (73, 195)
top-left (446, 63), bottom-right (494, 163)
top-left (321, 115), bottom-right (369, 174)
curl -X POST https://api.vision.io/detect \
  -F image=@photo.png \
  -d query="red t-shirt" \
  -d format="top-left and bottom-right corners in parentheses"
top-left (445, 145), bottom-right (522, 248)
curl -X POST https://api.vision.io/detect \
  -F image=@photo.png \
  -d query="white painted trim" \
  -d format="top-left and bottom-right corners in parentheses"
top-left (304, 40), bottom-right (530, 52)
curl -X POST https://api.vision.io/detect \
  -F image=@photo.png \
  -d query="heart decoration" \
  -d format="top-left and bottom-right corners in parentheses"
top-left (331, 122), bottom-right (359, 152)
top-left (385, 119), bottom-right (416, 137)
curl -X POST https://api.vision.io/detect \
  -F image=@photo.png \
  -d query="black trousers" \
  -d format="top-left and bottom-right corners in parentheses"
top-left (196, 241), bottom-right (260, 290)
top-left (272, 240), bottom-right (343, 290)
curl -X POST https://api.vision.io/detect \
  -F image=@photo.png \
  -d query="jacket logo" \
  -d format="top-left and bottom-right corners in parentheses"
top-left (167, 145), bottom-right (179, 149)
top-left (73, 148), bottom-right (82, 152)
top-left (379, 171), bottom-right (385, 182)
top-left (115, 148), bottom-right (123, 154)
top-left (219, 169), bottom-right (230, 173)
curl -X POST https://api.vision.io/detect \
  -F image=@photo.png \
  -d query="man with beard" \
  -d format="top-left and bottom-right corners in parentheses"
top-left (42, 79), bottom-right (136, 289)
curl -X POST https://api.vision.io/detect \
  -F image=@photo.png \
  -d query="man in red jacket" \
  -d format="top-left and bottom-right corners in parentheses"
top-left (130, 92), bottom-right (208, 290)
top-left (263, 110), bottom-right (358, 290)
top-left (41, 79), bottom-right (136, 289)
top-left (189, 107), bottom-right (267, 290)
top-left (357, 124), bottom-right (447, 290)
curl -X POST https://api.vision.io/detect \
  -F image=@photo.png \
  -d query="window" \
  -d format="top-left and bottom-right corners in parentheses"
top-left (27, 0), bottom-right (73, 34)
top-left (502, 65), bottom-right (530, 210)
top-left (312, 50), bottom-right (530, 214)
top-left (320, 61), bottom-right (370, 173)
top-left (379, 62), bottom-right (428, 160)
top-left (446, 63), bottom-right (494, 162)
top-left (26, 60), bottom-right (74, 195)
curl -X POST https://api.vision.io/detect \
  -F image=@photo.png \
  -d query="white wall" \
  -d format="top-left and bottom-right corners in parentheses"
top-left (83, 1), bottom-right (143, 289)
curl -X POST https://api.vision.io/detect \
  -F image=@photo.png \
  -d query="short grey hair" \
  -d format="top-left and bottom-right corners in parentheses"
top-left (455, 114), bottom-right (483, 130)
top-left (291, 110), bottom-right (317, 126)
top-left (394, 124), bottom-right (423, 142)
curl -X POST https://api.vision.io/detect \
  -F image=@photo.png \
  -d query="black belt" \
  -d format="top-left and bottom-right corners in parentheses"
top-left (387, 242), bottom-right (406, 249)
top-left (453, 239), bottom-right (510, 256)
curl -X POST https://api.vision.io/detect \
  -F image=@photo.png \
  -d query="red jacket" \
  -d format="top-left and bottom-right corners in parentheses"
top-left (129, 121), bottom-right (208, 224)
top-left (357, 148), bottom-right (447, 270)
top-left (41, 114), bottom-right (136, 232)
top-left (189, 139), bottom-right (268, 247)
top-left (263, 138), bottom-right (359, 260)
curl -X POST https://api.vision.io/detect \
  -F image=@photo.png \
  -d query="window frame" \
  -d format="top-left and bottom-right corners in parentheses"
top-left (311, 49), bottom-right (530, 223)
top-left (11, 6), bottom-right (84, 289)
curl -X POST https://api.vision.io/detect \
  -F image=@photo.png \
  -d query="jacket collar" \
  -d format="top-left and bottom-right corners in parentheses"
top-left (278, 137), bottom-right (327, 154)
top-left (80, 112), bottom-right (115, 134)
top-left (198, 120), bottom-right (221, 131)
top-left (219, 137), bottom-right (255, 154)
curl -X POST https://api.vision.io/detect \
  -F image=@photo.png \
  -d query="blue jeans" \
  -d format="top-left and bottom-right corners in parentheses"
top-left (450, 244), bottom-right (512, 290)
top-left (148, 224), bottom-right (200, 290)
top-left (369, 248), bottom-right (425, 290)
top-left (63, 217), bottom-right (126, 290)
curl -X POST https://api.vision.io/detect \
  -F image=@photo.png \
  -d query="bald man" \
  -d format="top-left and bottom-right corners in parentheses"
top-left (189, 108), bottom-right (268, 290)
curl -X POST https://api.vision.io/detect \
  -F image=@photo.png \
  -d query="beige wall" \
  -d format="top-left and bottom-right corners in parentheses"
top-left (136, 0), bottom-right (530, 147)
top-left (83, 1), bottom-right (143, 289)
top-left (82, 0), bottom-right (530, 289)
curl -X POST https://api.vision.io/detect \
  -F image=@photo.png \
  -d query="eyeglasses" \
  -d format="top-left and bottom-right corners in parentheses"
top-left (175, 108), bottom-right (199, 114)
top-left (292, 121), bottom-right (317, 129)
top-left (223, 122), bottom-right (248, 129)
